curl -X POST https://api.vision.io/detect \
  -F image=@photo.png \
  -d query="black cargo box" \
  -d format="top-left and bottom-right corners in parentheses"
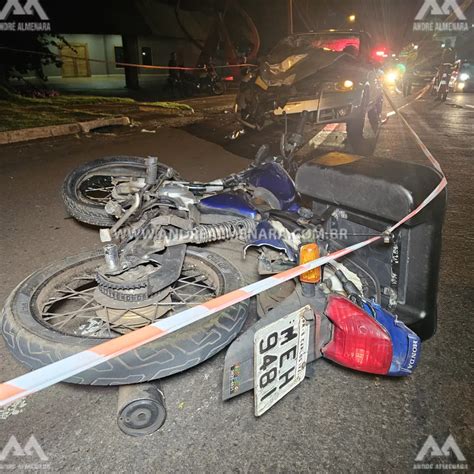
top-left (295, 152), bottom-right (447, 340)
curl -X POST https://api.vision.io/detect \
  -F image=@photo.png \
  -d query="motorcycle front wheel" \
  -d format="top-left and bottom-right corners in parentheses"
top-left (211, 81), bottom-right (225, 95)
top-left (1, 247), bottom-right (249, 385)
top-left (62, 156), bottom-right (179, 227)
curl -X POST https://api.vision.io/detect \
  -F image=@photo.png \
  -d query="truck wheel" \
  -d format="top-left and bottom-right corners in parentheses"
top-left (368, 97), bottom-right (383, 134)
top-left (346, 90), bottom-right (370, 154)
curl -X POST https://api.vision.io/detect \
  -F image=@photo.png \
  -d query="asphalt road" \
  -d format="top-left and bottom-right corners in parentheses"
top-left (0, 91), bottom-right (473, 473)
top-left (445, 91), bottom-right (474, 110)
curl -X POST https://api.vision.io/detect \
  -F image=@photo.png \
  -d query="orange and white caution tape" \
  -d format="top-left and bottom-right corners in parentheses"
top-left (0, 46), bottom-right (257, 71)
top-left (386, 84), bottom-right (431, 118)
top-left (0, 86), bottom-right (447, 408)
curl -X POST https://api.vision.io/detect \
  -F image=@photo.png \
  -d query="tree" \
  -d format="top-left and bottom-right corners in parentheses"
top-left (0, 33), bottom-right (66, 86)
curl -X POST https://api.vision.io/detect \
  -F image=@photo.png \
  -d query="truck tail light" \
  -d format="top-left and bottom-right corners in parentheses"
top-left (322, 295), bottom-right (393, 374)
top-left (299, 243), bottom-right (321, 283)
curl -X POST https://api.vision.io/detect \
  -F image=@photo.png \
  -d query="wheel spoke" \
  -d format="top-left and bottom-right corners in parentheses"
top-left (175, 288), bottom-right (213, 303)
top-left (45, 286), bottom-right (96, 309)
top-left (79, 175), bottom-right (115, 204)
top-left (40, 261), bottom-right (219, 338)
top-left (50, 300), bottom-right (102, 329)
top-left (127, 309), bottom-right (154, 323)
top-left (174, 277), bottom-right (214, 292)
top-left (104, 308), bottom-right (112, 337)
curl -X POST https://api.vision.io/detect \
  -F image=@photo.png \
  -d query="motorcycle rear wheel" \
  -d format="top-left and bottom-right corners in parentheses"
top-left (1, 247), bottom-right (249, 385)
top-left (62, 156), bottom-right (178, 227)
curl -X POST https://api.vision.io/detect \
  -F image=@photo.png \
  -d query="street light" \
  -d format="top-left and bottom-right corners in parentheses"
top-left (348, 14), bottom-right (356, 23)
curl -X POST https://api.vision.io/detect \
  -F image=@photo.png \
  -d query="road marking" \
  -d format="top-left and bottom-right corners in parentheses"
top-left (386, 85), bottom-right (431, 117)
top-left (415, 85), bottom-right (431, 100)
top-left (446, 99), bottom-right (474, 110)
top-left (383, 90), bottom-right (442, 172)
top-left (0, 399), bottom-right (26, 420)
top-left (387, 102), bottom-right (412, 118)
top-left (307, 123), bottom-right (341, 148)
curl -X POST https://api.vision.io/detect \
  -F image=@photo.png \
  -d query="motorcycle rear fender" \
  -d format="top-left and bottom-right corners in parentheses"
top-left (222, 285), bottom-right (331, 401)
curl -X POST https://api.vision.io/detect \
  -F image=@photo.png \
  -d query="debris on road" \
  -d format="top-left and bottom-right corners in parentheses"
top-left (0, 399), bottom-right (27, 420)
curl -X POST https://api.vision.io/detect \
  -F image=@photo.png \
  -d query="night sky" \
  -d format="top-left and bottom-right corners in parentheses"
top-left (8, 0), bottom-right (473, 55)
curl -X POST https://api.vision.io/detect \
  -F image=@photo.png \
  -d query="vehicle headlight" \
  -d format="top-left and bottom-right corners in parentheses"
top-left (384, 71), bottom-right (398, 84)
top-left (342, 80), bottom-right (354, 89)
top-left (459, 73), bottom-right (470, 81)
top-left (324, 80), bottom-right (355, 92)
top-left (268, 54), bottom-right (307, 74)
top-left (333, 80), bottom-right (354, 91)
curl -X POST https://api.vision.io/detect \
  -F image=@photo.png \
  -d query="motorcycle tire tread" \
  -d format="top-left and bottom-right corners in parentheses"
top-left (62, 156), bottom-right (177, 227)
top-left (1, 248), bottom-right (249, 386)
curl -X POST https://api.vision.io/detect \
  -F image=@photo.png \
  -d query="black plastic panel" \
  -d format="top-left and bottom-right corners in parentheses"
top-left (296, 153), bottom-right (447, 340)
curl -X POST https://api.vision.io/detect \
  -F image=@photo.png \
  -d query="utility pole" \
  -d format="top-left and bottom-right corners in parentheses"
top-left (122, 35), bottom-right (140, 90)
top-left (288, 0), bottom-right (294, 34)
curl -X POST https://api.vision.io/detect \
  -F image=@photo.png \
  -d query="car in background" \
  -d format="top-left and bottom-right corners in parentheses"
top-left (449, 59), bottom-right (474, 92)
top-left (401, 41), bottom-right (444, 96)
top-left (383, 59), bottom-right (406, 91)
top-left (235, 30), bottom-right (384, 150)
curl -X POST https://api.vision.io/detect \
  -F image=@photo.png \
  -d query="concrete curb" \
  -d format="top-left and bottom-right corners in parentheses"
top-left (0, 116), bottom-right (131, 145)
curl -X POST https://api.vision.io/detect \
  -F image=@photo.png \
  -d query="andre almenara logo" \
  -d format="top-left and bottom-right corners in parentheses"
top-left (0, 0), bottom-right (51, 32)
top-left (413, 0), bottom-right (470, 32)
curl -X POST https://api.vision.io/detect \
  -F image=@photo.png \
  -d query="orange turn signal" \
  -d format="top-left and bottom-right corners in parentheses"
top-left (299, 243), bottom-right (321, 283)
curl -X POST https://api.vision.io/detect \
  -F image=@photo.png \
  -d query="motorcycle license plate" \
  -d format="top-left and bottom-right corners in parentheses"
top-left (254, 306), bottom-right (311, 416)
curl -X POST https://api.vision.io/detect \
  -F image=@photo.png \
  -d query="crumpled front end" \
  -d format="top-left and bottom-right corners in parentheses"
top-left (236, 48), bottom-right (364, 129)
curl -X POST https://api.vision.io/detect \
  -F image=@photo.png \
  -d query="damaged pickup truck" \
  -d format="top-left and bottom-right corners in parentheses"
top-left (236, 30), bottom-right (384, 150)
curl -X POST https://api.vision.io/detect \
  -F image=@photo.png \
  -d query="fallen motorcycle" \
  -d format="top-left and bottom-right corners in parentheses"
top-left (166, 69), bottom-right (225, 98)
top-left (1, 147), bottom-right (446, 434)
